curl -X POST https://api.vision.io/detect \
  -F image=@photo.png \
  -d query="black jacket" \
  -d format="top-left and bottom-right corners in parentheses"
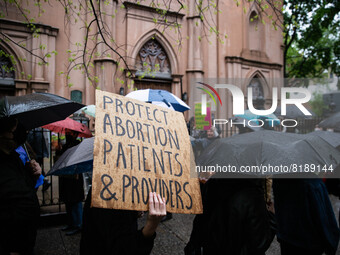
top-left (273, 178), bottom-right (339, 255)
top-left (0, 150), bottom-right (40, 254)
top-left (57, 140), bottom-right (84, 203)
top-left (185, 178), bottom-right (274, 255)
top-left (80, 190), bottom-right (155, 255)
top-left (0, 150), bottom-right (40, 221)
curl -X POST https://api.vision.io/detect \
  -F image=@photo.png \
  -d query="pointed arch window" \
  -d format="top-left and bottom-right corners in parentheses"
top-left (248, 11), bottom-right (261, 51)
top-left (248, 76), bottom-right (264, 99)
top-left (135, 39), bottom-right (171, 79)
top-left (0, 50), bottom-right (15, 86)
top-left (248, 76), bottom-right (265, 109)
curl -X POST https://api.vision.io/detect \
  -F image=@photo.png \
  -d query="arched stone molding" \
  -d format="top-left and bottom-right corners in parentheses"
top-left (247, 3), bottom-right (263, 25)
top-left (242, 70), bottom-right (270, 99)
top-left (241, 70), bottom-right (278, 111)
top-left (0, 40), bottom-right (27, 79)
top-left (0, 40), bottom-right (32, 95)
top-left (248, 10), bottom-right (261, 51)
top-left (130, 29), bottom-right (179, 75)
top-left (241, 4), bottom-right (268, 62)
top-left (247, 3), bottom-right (263, 38)
top-left (128, 29), bottom-right (182, 97)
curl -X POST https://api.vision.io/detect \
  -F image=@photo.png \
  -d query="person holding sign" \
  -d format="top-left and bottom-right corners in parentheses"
top-left (82, 90), bottom-right (202, 254)
top-left (80, 190), bottom-right (166, 255)
top-left (90, 90), bottom-right (202, 215)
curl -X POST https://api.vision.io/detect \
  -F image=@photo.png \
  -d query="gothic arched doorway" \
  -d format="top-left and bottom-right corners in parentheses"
top-left (0, 49), bottom-right (15, 98)
top-left (134, 39), bottom-right (172, 92)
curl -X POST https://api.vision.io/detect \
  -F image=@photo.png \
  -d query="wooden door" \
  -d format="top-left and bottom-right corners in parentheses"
top-left (134, 80), bottom-right (171, 92)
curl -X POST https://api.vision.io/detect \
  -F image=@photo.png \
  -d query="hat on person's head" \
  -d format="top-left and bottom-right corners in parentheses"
top-left (209, 126), bottom-right (219, 138)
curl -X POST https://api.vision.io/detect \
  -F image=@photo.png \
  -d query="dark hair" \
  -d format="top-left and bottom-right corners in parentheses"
top-left (13, 123), bottom-right (28, 145)
top-left (0, 117), bottom-right (17, 134)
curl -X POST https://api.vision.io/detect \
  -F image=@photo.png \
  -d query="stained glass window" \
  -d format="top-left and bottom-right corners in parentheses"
top-left (136, 39), bottom-right (171, 79)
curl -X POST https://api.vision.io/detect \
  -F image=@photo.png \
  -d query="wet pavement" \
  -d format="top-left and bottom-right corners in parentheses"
top-left (35, 195), bottom-right (340, 255)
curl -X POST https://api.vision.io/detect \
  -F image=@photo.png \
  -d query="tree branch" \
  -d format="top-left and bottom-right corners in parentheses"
top-left (0, 31), bottom-right (47, 64)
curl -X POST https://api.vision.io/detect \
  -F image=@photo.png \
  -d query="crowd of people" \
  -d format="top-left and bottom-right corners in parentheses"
top-left (0, 115), bottom-right (340, 255)
top-left (0, 116), bottom-right (167, 255)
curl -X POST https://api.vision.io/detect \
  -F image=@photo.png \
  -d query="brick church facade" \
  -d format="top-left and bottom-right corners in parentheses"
top-left (0, 0), bottom-right (283, 124)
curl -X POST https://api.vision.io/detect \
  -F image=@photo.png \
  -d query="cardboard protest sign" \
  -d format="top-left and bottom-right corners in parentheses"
top-left (91, 90), bottom-right (203, 214)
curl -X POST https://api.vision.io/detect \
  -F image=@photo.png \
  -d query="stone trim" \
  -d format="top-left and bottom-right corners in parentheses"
top-left (123, 2), bottom-right (185, 18)
top-left (14, 79), bottom-right (28, 89)
top-left (15, 80), bottom-right (49, 88)
top-left (133, 77), bottom-right (173, 83)
top-left (0, 19), bottom-right (58, 37)
top-left (171, 74), bottom-right (183, 77)
top-left (94, 58), bottom-right (117, 64)
top-left (186, 15), bottom-right (201, 20)
top-left (225, 56), bottom-right (282, 70)
top-left (186, 69), bottom-right (204, 74)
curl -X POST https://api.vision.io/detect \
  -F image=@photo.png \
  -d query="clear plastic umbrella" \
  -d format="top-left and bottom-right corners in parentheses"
top-left (81, 104), bottom-right (96, 117)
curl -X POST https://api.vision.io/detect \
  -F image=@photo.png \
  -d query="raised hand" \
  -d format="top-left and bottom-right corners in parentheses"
top-left (27, 159), bottom-right (42, 178)
top-left (142, 192), bottom-right (167, 238)
top-left (149, 192), bottom-right (166, 217)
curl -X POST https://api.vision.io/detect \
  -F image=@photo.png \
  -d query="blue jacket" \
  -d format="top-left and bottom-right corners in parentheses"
top-left (15, 146), bottom-right (44, 189)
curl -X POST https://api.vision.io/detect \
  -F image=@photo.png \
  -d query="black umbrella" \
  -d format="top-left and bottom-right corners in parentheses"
top-left (0, 92), bottom-right (84, 130)
top-left (47, 137), bottom-right (94, 176)
top-left (197, 130), bottom-right (340, 177)
top-left (231, 117), bottom-right (263, 132)
top-left (274, 105), bottom-right (315, 119)
top-left (306, 131), bottom-right (340, 148)
top-left (318, 111), bottom-right (340, 129)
